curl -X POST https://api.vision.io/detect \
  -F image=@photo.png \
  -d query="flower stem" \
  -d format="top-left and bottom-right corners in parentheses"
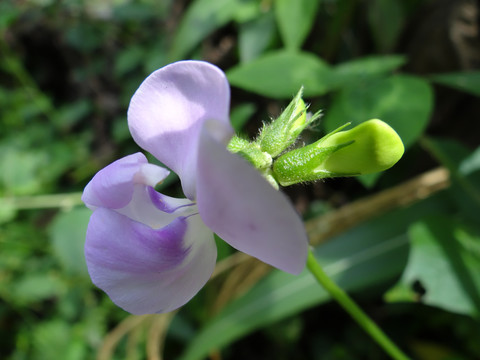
top-left (0, 192), bottom-right (83, 210)
top-left (306, 249), bottom-right (410, 360)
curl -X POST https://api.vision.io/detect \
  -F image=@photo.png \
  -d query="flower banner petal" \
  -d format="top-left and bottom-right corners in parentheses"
top-left (196, 122), bottom-right (309, 275)
top-left (85, 208), bottom-right (216, 314)
top-left (128, 61), bottom-right (232, 199)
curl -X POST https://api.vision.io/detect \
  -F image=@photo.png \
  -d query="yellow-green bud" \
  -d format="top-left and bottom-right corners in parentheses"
top-left (318, 119), bottom-right (404, 174)
top-left (272, 119), bottom-right (404, 186)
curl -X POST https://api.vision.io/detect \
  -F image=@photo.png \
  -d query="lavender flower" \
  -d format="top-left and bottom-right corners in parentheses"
top-left (82, 61), bottom-right (308, 314)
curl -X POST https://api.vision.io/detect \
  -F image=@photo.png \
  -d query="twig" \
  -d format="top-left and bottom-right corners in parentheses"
top-left (97, 315), bottom-right (150, 360)
top-left (306, 167), bottom-right (450, 245)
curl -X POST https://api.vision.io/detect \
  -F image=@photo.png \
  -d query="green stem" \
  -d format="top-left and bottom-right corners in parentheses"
top-left (0, 192), bottom-right (83, 210)
top-left (306, 249), bottom-right (410, 360)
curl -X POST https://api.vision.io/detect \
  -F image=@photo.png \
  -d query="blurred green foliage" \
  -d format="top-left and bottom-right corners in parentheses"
top-left (1, 0), bottom-right (480, 359)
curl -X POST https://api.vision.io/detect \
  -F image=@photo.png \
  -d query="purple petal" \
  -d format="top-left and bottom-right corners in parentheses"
top-left (127, 61), bottom-right (232, 199)
top-left (116, 185), bottom-right (197, 230)
top-left (82, 153), bottom-right (169, 209)
top-left (85, 208), bottom-right (216, 314)
top-left (147, 187), bottom-right (197, 215)
top-left (196, 122), bottom-right (309, 275)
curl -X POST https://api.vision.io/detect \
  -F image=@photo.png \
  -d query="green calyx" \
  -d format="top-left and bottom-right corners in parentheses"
top-left (227, 87), bottom-right (404, 189)
top-left (256, 87), bottom-right (321, 158)
top-left (272, 119), bottom-right (405, 186)
top-left (227, 136), bottom-right (272, 170)
top-left (227, 136), bottom-right (278, 189)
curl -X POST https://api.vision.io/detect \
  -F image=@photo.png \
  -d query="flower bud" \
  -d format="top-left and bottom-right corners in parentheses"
top-left (257, 88), bottom-right (320, 158)
top-left (272, 119), bottom-right (404, 186)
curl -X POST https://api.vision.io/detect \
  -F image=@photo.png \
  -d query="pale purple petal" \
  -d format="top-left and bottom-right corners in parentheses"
top-left (82, 153), bottom-right (169, 209)
top-left (116, 185), bottom-right (197, 229)
top-left (196, 122), bottom-right (309, 275)
top-left (85, 208), bottom-right (216, 314)
top-left (127, 61), bottom-right (232, 199)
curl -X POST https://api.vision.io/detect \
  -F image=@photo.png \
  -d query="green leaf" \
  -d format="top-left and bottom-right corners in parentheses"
top-left (327, 55), bottom-right (407, 89)
top-left (274, 0), bottom-right (320, 49)
top-left (460, 145), bottom-right (480, 175)
top-left (112, 1), bottom-right (165, 21)
top-left (179, 194), bottom-right (450, 360)
top-left (227, 50), bottom-right (331, 98)
top-left (12, 273), bottom-right (65, 305)
top-left (323, 75), bottom-right (432, 187)
top-left (239, 12), bottom-right (276, 63)
top-left (430, 71), bottom-right (480, 97)
top-left (0, 1), bottom-right (20, 31)
top-left (324, 75), bottom-right (432, 149)
top-left (31, 320), bottom-right (87, 360)
top-left (367, 0), bottom-right (405, 52)
top-left (169, 0), bottom-right (242, 61)
top-left (0, 145), bottom-right (48, 195)
top-left (230, 103), bottom-right (256, 132)
top-left (421, 138), bottom-right (480, 221)
top-left (49, 207), bottom-right (91, 276)
top-left (385, 216), bottom-right (480, 317)
top-left (0, 198), bottom-right (16, 223)
top-left (114, 45), bottom-right (145, 77)
top-left (52, 100), bottom-right (92, 130)
top-left (230, 0), bottom-right (261, 23)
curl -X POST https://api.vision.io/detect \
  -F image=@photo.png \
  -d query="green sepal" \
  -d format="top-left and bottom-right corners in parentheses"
top-left (273, 140), bottom-right (356, 186)
top-left (256, 87), bottom-right (320, 158)
top-left (228, 135), bottom-right (272, 170)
